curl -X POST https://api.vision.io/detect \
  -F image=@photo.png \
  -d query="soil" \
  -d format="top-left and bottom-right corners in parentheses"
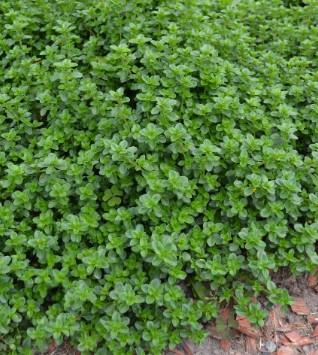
top-left (187, 273), bottom-right (318, 355)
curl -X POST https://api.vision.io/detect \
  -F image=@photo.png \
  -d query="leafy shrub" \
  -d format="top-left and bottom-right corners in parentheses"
top-left (1, 0), bottom-right (318, 353)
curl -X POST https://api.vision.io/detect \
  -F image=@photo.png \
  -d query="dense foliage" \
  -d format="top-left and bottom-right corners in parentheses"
top-left (1, 0), bottom-right (318, 353)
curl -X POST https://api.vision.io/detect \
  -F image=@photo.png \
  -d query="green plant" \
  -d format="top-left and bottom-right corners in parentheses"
top-left (1, 0), bottom-right (318, 353)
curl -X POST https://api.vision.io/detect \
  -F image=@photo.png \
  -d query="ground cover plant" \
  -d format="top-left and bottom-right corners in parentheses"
top-left (0, 0), bottom-right (318, 353)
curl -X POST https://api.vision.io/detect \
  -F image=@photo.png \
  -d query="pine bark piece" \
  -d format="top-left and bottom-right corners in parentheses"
top-left (290, 298), bottom-right (311, 316)
top-left (308, 315), bottom-right (318, 325)
top-left (277, 346), bottom-right (297, 355)
top-left (311, 325), bottom-right (318, 337)
top-left (285, 330), bottom-right (303, 343)
top-left (308, 274), bottom-right (318, 288)
top-left (220, 339), bottom-right (231, 351)
top-left (282, 330), bottom-right (314, 346)
top-left (236, 316), bottom-right (261, 338)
